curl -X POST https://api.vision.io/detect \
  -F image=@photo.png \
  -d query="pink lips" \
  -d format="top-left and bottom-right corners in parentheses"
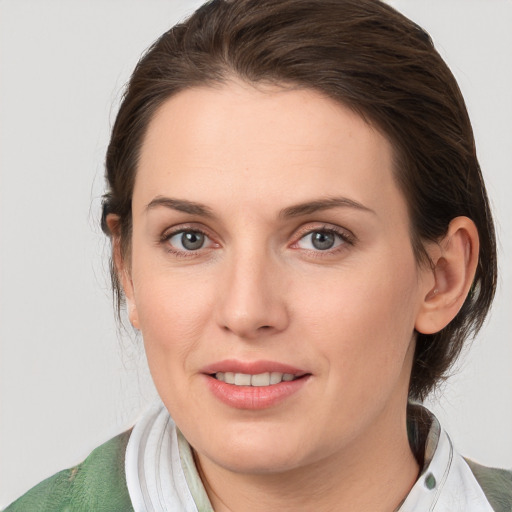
top-left (202, 359), bottom-right (307, 376)
top-left (202, 359), bottom-right (310, 410)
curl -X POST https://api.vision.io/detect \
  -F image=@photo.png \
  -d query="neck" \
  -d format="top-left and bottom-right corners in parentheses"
top-left (195, 401), bottom-right (419, 512)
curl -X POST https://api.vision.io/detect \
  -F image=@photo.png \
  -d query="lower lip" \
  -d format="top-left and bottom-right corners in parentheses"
top-left (205, 375), bottom-right (310, 410)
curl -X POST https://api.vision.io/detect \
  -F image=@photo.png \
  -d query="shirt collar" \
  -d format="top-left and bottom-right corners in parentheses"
top-left (125, 402), bottom-right (210, 511)
top-left (125, 401), bottom-right (493, 512)
top-left (398, 403), bottom-right (494, 512)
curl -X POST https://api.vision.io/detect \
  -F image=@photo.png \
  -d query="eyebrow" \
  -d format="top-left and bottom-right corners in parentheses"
top-left (145, 195), bottom-right (374, 219)
top-left (145, 196), bottom-right (214, 217)
top-left (280, 197), bottom-right (375, 218)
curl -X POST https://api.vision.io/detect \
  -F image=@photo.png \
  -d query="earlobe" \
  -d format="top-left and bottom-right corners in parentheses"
top-left (121, 264), bottom-right (140, 330)
top-left (415, 216), bottom-right (479, 335)
top-left (105, 214), bottom-right (140, 330)
top-left (126, 296), bottom-right (140, 330)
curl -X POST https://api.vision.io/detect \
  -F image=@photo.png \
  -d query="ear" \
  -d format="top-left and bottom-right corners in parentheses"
top-left (415, 216), bottom-right (479, 335)
top-left (105, 214), bottom-right (140, 330)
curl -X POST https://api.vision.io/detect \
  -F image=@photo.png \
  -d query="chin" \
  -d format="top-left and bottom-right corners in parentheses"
top-left (193, 423), bottom-right (323, 475)
top-left (204, 447), bottom-right (305, 475)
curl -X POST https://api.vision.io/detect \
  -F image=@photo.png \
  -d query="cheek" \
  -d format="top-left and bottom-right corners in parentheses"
top-left (132, 266), bottom-right (217, 366)
top-left (300, 256), bottom-right (420, 381)
top-left (132, 273), bottom-right (218, 421)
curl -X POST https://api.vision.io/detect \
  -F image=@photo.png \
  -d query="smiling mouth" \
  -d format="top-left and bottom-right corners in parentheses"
top-left (206, 366), bottom-right (311, 409)
top-left (212, 372), bottom-right (303, 387)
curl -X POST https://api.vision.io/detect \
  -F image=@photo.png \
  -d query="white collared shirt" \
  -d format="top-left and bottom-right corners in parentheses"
top-left (125, 402), bottom-right (494, 511)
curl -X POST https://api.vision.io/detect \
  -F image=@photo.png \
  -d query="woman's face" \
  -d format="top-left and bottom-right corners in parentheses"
top-left (124, 81), bottom-right (433, 474)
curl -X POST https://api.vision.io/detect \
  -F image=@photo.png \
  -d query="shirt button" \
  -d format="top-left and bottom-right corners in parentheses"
top-left (425, 472), bottom-right (436, 490)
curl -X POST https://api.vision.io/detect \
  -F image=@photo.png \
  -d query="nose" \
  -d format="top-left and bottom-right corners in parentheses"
top-left (216, 247), bottom-right (289, 340)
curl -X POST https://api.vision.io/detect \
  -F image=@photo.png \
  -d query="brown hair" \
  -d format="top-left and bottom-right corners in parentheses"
top-left (102, 0), bottom-right (497, 400)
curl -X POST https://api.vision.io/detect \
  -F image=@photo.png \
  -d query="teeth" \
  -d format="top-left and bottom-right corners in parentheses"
top-left (234, 373), bottom-right (252, 386)
top-left (270, 372), bottom-right (283, 384)
top-left (214, 371), bottom-right (297, 386)
top-left (251, 372), bottom-right (270, 386)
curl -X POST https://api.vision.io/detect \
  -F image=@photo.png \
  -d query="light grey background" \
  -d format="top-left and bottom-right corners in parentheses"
top-left (0, 0), bottom-right (511, 507)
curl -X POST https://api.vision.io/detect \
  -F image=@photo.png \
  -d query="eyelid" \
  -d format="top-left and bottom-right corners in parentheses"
top-left (161, 224), bottom-right (208, 242)
top-left (292, 223), bottom-right (356, 244)
top-left (290, 223), bottom-right (356, 253)
top-left (159, 223), bottom-right (220, 256)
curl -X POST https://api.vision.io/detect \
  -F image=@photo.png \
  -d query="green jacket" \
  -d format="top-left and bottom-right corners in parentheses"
top-left (4, 431), bottom-right (512, 512)
top-left (4, 432), bottom-right (133, 512)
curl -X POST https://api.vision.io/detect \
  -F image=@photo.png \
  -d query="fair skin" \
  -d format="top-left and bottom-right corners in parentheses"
top-left (109, 81), bottom-right (478, 511)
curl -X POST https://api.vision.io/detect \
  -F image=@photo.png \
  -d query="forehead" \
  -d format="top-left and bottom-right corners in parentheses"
top-left (134, 81), bottom-right (404, 219)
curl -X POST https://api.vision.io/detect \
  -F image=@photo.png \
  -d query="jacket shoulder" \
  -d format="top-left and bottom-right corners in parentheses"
top-left (4, 430), bottom-right (134, 512)
top-left (465, 458), bottom-right (512, 512)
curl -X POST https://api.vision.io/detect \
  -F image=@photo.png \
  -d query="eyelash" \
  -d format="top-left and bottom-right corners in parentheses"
top-left (160, 226), bottom-right (216, 258)
top-left (159, 224), bottom-right (356, 258)
top-left (291, 225), bottom-right (356, 256)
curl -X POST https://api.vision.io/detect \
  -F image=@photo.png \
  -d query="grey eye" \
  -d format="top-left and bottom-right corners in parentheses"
top-left (169, 231), bottom-right (206, 251)
top-left (311, 231), bottom-right (335, 250)
top-left (296, 230), bottom-right (344, 251)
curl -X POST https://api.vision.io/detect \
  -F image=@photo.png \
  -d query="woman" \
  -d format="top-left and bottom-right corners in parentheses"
top-left (4, 0), bottom-right (511, 510)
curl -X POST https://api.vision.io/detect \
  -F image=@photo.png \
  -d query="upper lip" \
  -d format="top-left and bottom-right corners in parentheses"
top-left (201, 359), bottom-right (308, 376)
